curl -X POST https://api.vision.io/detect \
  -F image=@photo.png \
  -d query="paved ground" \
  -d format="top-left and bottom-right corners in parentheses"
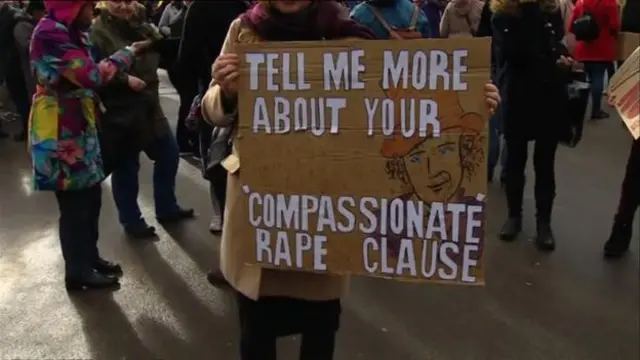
top-left (0, 74), bottom-right (638, 360)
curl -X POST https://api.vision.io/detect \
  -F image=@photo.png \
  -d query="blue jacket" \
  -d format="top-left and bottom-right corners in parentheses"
top-left (350, 0), bottom-right (430, 39)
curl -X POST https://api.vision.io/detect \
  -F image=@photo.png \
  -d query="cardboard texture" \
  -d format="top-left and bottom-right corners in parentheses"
top-left (231, 38), bottom-right (491, 285)
top-left (617, 32), bottom-right (640, 61)
top-left (609, 46), bottom-right (640, 139)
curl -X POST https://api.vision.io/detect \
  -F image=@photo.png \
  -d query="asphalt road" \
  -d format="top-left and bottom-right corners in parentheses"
top-left (0, 72), bottom-right (638, 360)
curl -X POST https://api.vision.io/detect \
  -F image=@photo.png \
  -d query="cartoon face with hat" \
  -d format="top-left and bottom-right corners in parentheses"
top-left (382, 86), bottom-right (485, 204)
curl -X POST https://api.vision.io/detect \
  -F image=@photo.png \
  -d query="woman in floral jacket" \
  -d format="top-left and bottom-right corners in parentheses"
top-left (29, 0), bottom-right (147, 291)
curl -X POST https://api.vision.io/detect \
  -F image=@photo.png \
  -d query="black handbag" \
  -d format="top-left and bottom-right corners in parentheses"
top-left (561, 70), bottom-right (590, 148)
top-left (570, 0), bottom-right (601, 41)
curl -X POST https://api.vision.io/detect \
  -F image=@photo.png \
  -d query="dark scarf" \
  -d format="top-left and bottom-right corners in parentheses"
top-left (240, 1), bottom-right (374, 41)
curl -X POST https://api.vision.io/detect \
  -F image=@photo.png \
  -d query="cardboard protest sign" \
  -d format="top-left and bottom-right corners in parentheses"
top-left (609, 46), bottom-right (639, 139)
top-left (617, 32), bottom-right (640, 61)
top-left (231, 38), bottom-right (490, 285)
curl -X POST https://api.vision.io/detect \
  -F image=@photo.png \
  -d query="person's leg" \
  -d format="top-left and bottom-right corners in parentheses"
top-left (532, 138), bottom-right (559, 251)
top-left (110, 152), bottom-right (155, 237)
top-left (500, 137), bottom-right (529, 241)
top-left (604, 139), bottom-right (640, 257)
top-left (209, 181), bottom-right (223, 232)
top-left (236, 293), bottom-right (278, 360)
top-left (170, 67), bottom-right (199, 154)
top-left (86, 184), bottom-right (122, 276)
top-left (145, 134), bottom-right (194, 222)
top-left (4, 72), bottom-right (30, 141)
top-left (584, 61), bottom-right (608, 119)
top-left (499, 136), bottom-right (508, 185)
top-left (56, 188), bottom-right (118, 290)
top-left (487, 113), bottom-right (501, 182)
top-left (300, 331), bottom-right (337, 360)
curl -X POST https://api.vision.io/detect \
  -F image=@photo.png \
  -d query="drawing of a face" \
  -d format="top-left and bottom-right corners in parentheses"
top-left (403, 135), bottom-right (464, 203)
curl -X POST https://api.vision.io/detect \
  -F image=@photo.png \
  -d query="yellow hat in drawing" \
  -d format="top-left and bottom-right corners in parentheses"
top-left (381, 86), bottom-right (484, 158)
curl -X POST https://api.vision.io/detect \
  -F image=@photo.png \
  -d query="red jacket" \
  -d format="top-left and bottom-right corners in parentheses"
top-left (570, 0), bottom-right (620, 62)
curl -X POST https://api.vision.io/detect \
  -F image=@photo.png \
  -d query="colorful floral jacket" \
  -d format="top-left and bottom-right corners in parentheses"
top-left (29, 16), bottom-right (134, 191)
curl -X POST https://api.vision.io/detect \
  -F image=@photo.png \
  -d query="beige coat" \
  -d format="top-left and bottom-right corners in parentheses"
top-left (439, 0), bottom-right (484, 38)
top-left (558, 0), bottom-right (576, 54)
top-left (201, 19), bottom-right (349, 301)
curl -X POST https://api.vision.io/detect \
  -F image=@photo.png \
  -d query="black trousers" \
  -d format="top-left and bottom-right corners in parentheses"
top-left (54, 184), bottom-right (102, 278)
top-left (237, 293), bottom-right (340, 360)
top-left (615, 139), bottom-right (640, 225)
top-left (4, 69), bottom-right (30, 133)
top-left (504, 138), bottom-right (558, 221)
top-left (167, 66), bottom-right (198, 149)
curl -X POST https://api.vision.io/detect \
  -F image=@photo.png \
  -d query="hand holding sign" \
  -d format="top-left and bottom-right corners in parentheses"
top-left (213, 54), bottom-right (240, 96)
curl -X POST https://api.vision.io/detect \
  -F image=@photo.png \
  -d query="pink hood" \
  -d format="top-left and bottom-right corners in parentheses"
top-left (44, 0), bottom-right (87, 26)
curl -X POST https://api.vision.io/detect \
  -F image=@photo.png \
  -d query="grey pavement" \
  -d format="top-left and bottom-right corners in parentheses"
top-left (0, 73), bottom-right (638, 360)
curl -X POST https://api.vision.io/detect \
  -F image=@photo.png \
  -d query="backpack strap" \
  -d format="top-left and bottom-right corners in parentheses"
top-left (409, 4), bottom-right (421, 29)
top-left (364, 3), bottom-right (397, 36)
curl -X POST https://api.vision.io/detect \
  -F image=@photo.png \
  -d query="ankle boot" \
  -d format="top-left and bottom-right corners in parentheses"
top-left (603, 221), bottom-right (633, 258)
top-left (500, 217), bottom-right (522, 241)
top-left (534, 221), bottom-right (556, 251)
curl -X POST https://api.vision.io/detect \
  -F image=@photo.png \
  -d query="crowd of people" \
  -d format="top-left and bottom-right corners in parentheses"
top-left (0, 0), bottom-right (638, 359)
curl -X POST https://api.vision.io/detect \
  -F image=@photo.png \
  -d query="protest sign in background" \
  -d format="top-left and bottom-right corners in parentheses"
top-left (609, 46), bottom-right (639, 139)
top-left (228, 38), bottom-right (491, 285)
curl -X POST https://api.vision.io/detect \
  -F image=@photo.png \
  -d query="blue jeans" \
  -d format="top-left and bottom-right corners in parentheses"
top-left (111, 134), bottom-right (181, 229)
top-left (583, 61), bottom-right (608, 117)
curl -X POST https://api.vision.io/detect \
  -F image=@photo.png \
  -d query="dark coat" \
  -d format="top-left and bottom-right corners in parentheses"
top-left (90, 10), bottom-right (171, 165)
top-left (177, 0), bottom-right (250, 87)
top-left (621, 0), bottom-right (640, 33)
top-left (492, 2), bottom-right (572, 142)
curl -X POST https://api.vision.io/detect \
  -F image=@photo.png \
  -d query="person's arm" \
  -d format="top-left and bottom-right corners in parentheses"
top-left (439, 4), bottom-right (451, 38)
top-left (31, 24), bottom-right (134, 89)
top-left (606, 0), bottom-right (621, 34)
top-left (201, 19), bottom-right (242, 127)
top-left (158, 4), bottom-right (172, 28)
top-left (13, 21), bottom-right (32, 52)
top-left (89, 26), bottom-right (132, 89)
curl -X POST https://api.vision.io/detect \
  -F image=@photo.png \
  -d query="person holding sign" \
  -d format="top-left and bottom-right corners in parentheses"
top-left (202, 1), bottom-right (500, 359)
top-left (603, 75), bottom-right (639, 258)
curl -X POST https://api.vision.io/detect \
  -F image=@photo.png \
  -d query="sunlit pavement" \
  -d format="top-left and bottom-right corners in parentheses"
top-left (0, 73), bottom-right (638, 360)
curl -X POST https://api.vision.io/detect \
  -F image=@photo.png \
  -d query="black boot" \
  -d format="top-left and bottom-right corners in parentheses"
top-left (65, 270), bottom-right (120, 292)
top-left (603, 221), bottom-right (633, 258)
top-left (534, 221), bottom-right (556, 251)
top-left (207, 269), bottom-right (229, 287)
top-left (157, 208), bottom-right (195, 224)
top-left (125, 224), bottom-right (157, 239)
top-left (93, 258), bottom-right (123, 277)
top-left (500, 217), bottom-right (522, 241)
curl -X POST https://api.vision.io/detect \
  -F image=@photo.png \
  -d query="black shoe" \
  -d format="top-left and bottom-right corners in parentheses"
top-left (157, 208), bottom-right (195, 224)
top-left (604, 222), bottom-right (632, 259)
top-left (93, 258), bottom-right (123, 277)
top-left (499, 217), bottom-right (522, 241)
top-left (65, 271), bottom-right (120, 292)
top-left (591, 111), bottom-right (610, 120)
top-left (125, 224), bottom-right (157, 239)
top-left (534, 221), bottom-right (556, 252)
top-left (207, 269), bottom-right (229, 287)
